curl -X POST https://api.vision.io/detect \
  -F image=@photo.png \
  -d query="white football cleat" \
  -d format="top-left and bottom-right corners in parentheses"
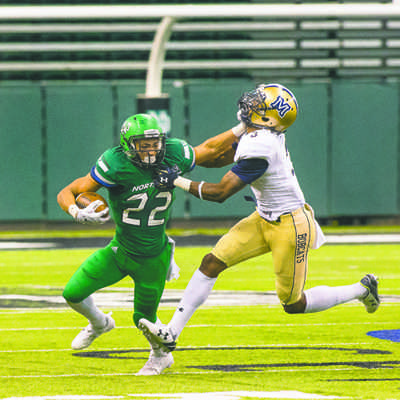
top-left (359, 274), bottom-right (380, 313)
top-left (138, 318), bottom-right (177, 352)
top-left (71, 312), bottom-right (115, 350)
top-left (136, 350), bottom-right (174, 376)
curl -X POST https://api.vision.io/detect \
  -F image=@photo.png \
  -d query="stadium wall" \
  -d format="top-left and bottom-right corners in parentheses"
top-left (1, 78), bottom-right (398, 222)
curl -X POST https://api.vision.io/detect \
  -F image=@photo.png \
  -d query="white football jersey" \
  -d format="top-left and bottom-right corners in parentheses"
top-left (234, 128), bottom-right (305, 221)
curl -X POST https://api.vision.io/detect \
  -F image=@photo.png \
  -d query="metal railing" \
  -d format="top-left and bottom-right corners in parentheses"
top-left (0, 3), bottom-right (399, 92)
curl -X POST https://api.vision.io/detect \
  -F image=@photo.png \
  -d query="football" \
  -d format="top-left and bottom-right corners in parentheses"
top-left (75, 192), bottom-right (109, 214)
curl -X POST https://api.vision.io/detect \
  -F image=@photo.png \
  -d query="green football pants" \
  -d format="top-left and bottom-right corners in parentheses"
top-left (63, 238), bottom-right (171, 327)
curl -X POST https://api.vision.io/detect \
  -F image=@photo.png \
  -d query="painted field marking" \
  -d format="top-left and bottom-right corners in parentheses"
top-left (1, 300), bottom-right (399, 314)
top-left (128, 391), bottom-right (347, 399)
top-left (2, 396), bottom-right (123, 400)
top-left (1, 291), bottom-right (398, 310)
top-left (0, 366), bottom-right (358, 379)
top-left (0, 242), bottom-right (56, 250)
top-left (326, 234), bottom-right (400, 244)
top-left (0, 320), bottom-right (393, 332)
top-left (0, 391), bottom-right (348, 400)
top-left (0, 342), bottom-right (376, 353)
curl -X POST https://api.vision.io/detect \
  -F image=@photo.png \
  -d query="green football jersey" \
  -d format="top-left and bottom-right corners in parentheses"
top-left (91, 138), bottom-right (195, 257)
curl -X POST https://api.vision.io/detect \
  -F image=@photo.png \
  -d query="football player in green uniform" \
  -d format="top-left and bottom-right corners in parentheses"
top-left (57, 113), bottom-right (245, 375)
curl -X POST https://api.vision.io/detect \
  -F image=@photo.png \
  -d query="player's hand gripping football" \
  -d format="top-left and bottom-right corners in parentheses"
top-left (75, 200), bottom-right (110, 225)
top-left (153, 164), bottom-right (181, 190)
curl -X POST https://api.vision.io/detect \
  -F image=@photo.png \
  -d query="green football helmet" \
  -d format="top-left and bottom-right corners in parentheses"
top-left (120, 114), bottom-right (166, 168)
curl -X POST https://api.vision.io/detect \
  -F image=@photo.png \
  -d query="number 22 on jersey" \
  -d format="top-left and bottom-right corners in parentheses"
top-left (122, 192), bottom-right (172, 227)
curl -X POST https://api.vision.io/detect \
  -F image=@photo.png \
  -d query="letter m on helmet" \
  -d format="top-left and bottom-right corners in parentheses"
top-left (270, 96), bottom-right (292, 118)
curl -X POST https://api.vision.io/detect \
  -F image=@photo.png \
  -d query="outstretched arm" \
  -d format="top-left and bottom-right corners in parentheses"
top-left (193, 122), bottom-right (246, 168)
top-left (154, 156), bottom-right (268, 203)
top-left (175, 171), bottom-right (247, 203)
top-left (164, 157), bottom-right (268, 203)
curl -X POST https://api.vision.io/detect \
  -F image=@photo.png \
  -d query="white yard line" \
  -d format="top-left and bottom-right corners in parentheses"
top-left (1, 233), bottom-right (400, 251)
top-left (0, 242), bottom-right (57, 249)
top-left (0, 321), bottom-right (393, 332)
top-left (0, 391), bottom-right (349, 399)
top-left (1, 396), bottom-right (123, 399)
top-left (0, 366), bottom-right (360, 379)
top-left (0, 291), bottom-right (399, 310)
top-left (326, 234), bottom-right (400, 244)
top-left (0, 342), bottom-right (376, 353)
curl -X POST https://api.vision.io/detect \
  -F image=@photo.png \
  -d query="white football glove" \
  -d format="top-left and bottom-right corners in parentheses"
top-left (69, 200), bottom-right (110, 225)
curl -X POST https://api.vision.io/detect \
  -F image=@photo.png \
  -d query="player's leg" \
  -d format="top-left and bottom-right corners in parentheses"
top-left (130, 244), bottom-right (170, 327)
top-left (156, 254), bottom-right (225, 343)
top-left (272, 207), bottom-right (379, 314)
top-left (139, 211), bottom-right (270, 352)
top-left (172, 211), bottom-right (269, 339)
top-left (63, 242), bottom-right (126, 349)
top-left (130, 243), bottom-right (174, 375)
top-left (299, 274), bottom-right (379, 313)
top-left (138, 254), bottom-right (223, 355)
top-left (269, 207), bottom-right (314, 312)
top-left (137, 316), bottom-right (174, 376)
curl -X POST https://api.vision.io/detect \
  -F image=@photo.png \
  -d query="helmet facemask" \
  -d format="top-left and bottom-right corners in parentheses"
top-left (120, 114), bottom-right (166, 169)
top-left (125, 131), bottom-right (166, 169)
top-left (238, 89), bottom-right (268, 127)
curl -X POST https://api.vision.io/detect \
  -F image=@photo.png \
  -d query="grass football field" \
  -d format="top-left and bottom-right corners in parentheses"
top-left (0, 229), bottom-right (400, 400)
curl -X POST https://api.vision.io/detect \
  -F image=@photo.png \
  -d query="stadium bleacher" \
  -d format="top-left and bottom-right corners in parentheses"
top-left (0, 0), bottom-right (398, 81)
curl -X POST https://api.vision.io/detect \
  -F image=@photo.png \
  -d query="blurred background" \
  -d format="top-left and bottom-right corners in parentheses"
top-left (0, 0), bottom-right (399, 228)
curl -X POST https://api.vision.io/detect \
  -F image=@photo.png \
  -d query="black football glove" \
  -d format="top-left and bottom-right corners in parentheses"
top-left (153, 164), bottom-right (181, 190)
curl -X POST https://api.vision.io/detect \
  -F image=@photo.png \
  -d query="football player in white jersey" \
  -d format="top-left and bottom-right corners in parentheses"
top-left (138, 83), bottom-right (380, 367)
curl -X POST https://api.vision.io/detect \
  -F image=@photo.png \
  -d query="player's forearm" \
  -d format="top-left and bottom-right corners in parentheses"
top-left (195, 132), bottom-right (235, 166)
top-left (194, 123), bottom-right (246, 166)
top-left (173, 172), bottom-right (245, 203)
top-left (189, 181), bottom-right (228, 203)
top-left (57, 174), bottom-right (102, 215)
top-left (198, 148), bottom-right (236, 168)
top-left (172, 176), bottom-right (223, 202)
top-left (57, 187), bottom-right (77, 214)
top-left (203, 130), bottom-right (236, 152)
top-left (57, 178), bottom-right (86, 213)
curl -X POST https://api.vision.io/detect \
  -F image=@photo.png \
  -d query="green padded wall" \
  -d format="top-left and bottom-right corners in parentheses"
top-left (165, 82), bottom-right (187, 219)
top-left (114, 81), bottom-right (141, 145)
top-left (114, 81), bottom-right (185, 140)
top-left (0, 79), bottom-right (398, 222)
top-left (331, 81), bottom-right (399, 216)
top-left (0, 84), bottom-right (43, 220)
top-left (45, 82), bottom-right (114, 220)
top-left (286, 82), bottom-right (329, 218)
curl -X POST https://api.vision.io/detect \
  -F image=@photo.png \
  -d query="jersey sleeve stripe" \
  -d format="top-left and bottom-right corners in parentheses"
top-left (188, 144), bottom-right (196, 171)
top-left (90, 166), bottom-right (117, 188)
top-left (98, 158), bottom-right (110, 172)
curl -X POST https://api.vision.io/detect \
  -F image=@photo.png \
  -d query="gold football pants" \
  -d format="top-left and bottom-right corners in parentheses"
top-left (212, 207), bottom-right (316, 305)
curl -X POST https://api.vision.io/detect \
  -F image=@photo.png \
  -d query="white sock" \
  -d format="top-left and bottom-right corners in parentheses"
top-left (169, 269), bottom-right (217, 339)
top-left (67, 295), bottom-right (106, 328)
top-left (304, 283), bottom-right (367, 313)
